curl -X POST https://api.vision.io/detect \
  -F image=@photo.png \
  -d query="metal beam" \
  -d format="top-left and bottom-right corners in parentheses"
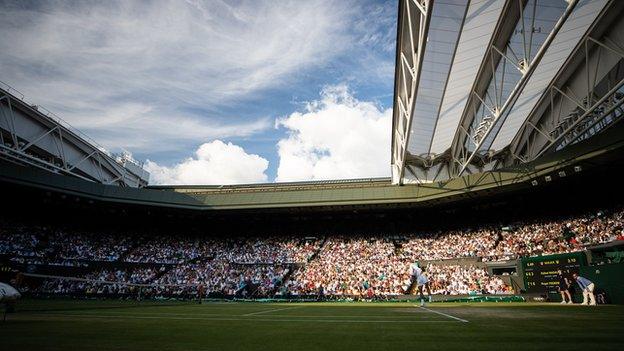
top-left (391, 0), bottom-right (433, 184)
top-left (447, 0), bottom-right (525, 177)
top-left (455, 0), bottom-right (579, 176)
top-left (508, 11), bottom-right (624, 162)
top-left (0, 84), bottom-right (149, 187)
top-left (533, 75), bottom-right (624, 159)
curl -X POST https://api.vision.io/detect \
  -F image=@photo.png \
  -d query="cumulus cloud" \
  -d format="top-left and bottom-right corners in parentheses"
top-left (0, 0), bottom-right (355, 152)
top-left (0, 1), bottom-right (398, 182)
top-left (145, 140), bottom-right (268, 185)
top-left (275, 84), bottom-right (391, 182)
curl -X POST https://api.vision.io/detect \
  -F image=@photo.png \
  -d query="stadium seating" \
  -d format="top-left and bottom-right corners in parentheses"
top-left (2, 206), bottom-right (623, 299)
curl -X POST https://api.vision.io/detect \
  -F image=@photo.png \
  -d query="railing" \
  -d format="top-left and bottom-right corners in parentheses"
top-left (0, 79), bottom-right (114, 159)
top-left (0, 79), bottom-right (151, 185)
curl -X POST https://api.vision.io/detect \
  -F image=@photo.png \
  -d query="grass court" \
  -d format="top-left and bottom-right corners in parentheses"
top-left (2, 299), bottom-right (623, 350)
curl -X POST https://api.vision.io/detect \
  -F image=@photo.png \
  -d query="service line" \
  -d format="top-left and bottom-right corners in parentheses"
top-left (414, 305), bottom-right (469, 323)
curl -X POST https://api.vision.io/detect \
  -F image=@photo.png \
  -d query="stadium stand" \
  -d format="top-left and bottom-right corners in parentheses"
top-left (3, 206), bottom-right (622, 300)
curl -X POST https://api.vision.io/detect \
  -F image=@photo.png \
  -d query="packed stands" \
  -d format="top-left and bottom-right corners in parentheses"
top-left (426, 265), bottom-right (512, 295)
top-left (2, 206), bottom-right (623, 299)
top-left (284, 237), bottom-right (411, 296)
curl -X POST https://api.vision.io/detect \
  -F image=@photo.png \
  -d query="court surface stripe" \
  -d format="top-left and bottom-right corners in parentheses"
top-left (45, 311), bottom-right (441, 319)
top-left (20, 313), bottom-right (459, 324)
top-left (414, 305), bottom-right (469, 323)
top-left (242, 306), bottom-right (304, 316)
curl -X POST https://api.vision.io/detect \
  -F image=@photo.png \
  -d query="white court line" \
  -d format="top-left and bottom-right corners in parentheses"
top-left (242, 306), bottom-right (303, 316)
top-left (414, 305), bottom-right (469, 323)
top-left (22, 313), bottom-right (459, 324)
top-left (56, 311), bottom-right (441, 319)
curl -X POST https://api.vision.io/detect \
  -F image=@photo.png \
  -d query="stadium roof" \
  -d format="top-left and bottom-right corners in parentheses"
top-left (391, 0), bottom-right (624, 184)
top-left (2, 119), bottom-right (623, 211)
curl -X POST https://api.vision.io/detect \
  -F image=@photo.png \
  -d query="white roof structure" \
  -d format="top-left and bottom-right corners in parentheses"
top-left (391, 0), bottom-right (624, 184)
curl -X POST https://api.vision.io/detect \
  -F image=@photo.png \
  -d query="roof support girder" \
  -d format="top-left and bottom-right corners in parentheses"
top-left (452, 0), bottom-right (579, 177)
top-left (0, 84), bottom-right (148, 187)
top-left (391, 0), bottom-right (433, 185)
top-left (508, 2), bottom-right (624, 162)
top-left (527, 41), bottom-right (624, 159)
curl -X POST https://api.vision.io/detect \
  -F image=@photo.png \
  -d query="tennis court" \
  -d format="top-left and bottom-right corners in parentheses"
top-left (2, 300), bottom-right (622, 350)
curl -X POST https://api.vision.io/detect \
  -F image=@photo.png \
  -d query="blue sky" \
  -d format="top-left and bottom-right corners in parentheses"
top-left (0, 0), bottom-right (397, 184)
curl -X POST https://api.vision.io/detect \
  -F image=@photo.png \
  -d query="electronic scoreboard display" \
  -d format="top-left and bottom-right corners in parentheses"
top-left (522, 252), bottom-right (587, 294)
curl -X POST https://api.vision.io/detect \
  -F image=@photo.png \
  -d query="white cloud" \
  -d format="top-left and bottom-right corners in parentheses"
top-left (145, 140), bottom-right (268, 185)
top-left (275, 84), bottom-right (391, 182)
top-left (0, 0), bottom-right (355, 152)
top-left (0, 1), bottom-right (398, 182)
top-left (70, 102), bottom-right (272, 152)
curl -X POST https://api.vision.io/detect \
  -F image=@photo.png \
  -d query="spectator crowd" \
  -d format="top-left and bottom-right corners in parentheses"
top-left (284, 237), bottom-right (411, 296)
top-left (2, 207), bottom-right (623, 299)
top-left (426, 264), bottom-right (513, 295)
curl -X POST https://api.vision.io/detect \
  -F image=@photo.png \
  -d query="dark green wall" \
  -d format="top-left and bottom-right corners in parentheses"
top-left (580, 263), bottom-right (624, 304)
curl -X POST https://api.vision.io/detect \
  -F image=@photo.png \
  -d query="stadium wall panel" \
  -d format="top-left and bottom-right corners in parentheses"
top-left (580, 263), bottom-right (624, 304)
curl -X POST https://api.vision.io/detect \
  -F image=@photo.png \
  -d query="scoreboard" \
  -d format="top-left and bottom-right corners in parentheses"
top-left (522, 252), bottom-right (587, 293)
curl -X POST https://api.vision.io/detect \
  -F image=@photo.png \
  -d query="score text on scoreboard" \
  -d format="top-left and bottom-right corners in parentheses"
top-left (522, 252), bottom-right (586, 294)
